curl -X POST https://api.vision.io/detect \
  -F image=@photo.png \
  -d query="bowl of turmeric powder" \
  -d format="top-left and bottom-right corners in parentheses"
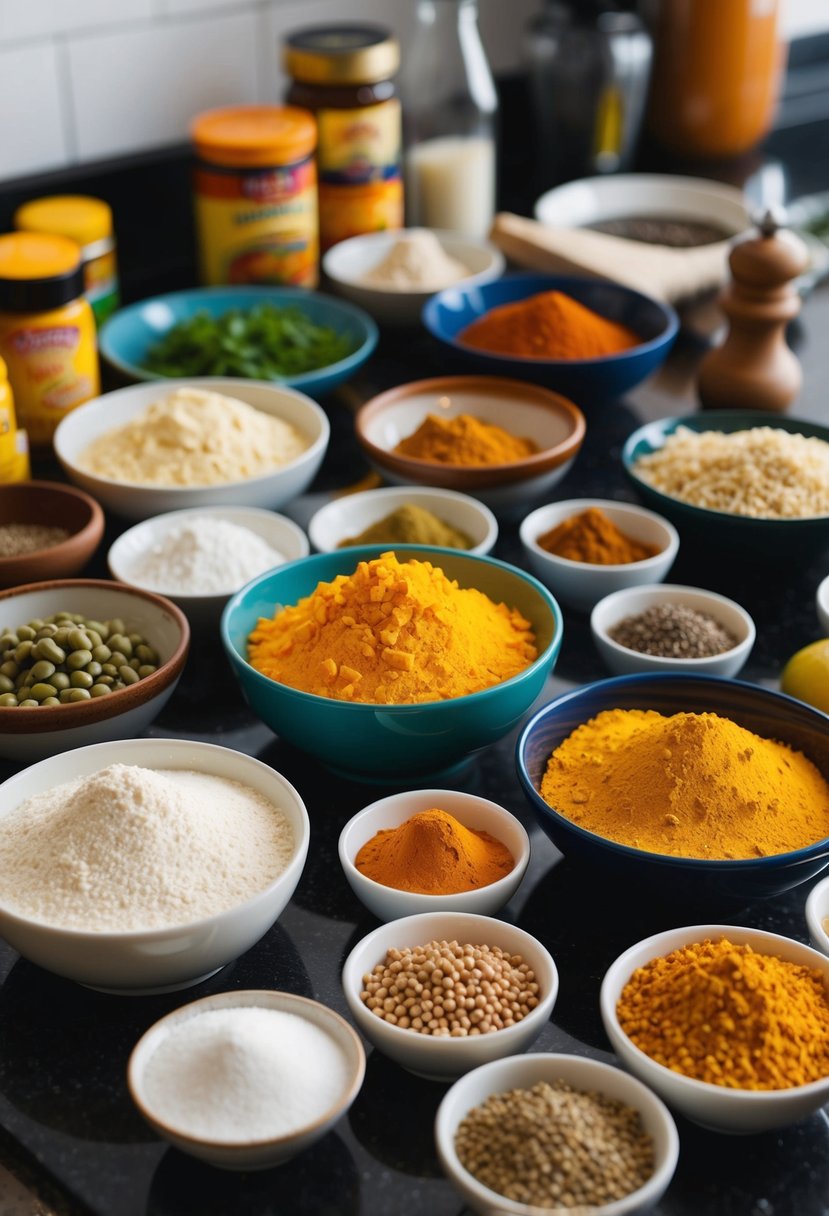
top-left (221, 545), bottom-right (563, 780)
top-left (517, 673), bottom-right (829, 900)
top-left (422, 273), bottom-right (678, 402)
top-left (600, 923), bottom-right (829, 1133)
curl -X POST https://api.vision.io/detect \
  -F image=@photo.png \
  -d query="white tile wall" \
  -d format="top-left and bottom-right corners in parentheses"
top-left (0, 0), bottom-right (825, 183)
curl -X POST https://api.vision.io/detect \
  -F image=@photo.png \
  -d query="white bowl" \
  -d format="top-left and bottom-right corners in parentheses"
top-left (435, 1052), bottom-right (679, 1216)
top-left (108, 505), bottom-right (309, 631)
top-left (0, 737), bottom-right (310, 993)
top-left (308, 485), bottom-right (498, 556)
top-left (0, 579), bottom-right (189, 762)
top-left (128, 989), bottom-right (365, 1170)
top-left (341, 910), bottom-right (558, 1081)
top-left (601, 923), bottom-right (829, 1134)
top-left (519, 498), bottom-right (679, 612)
top-left (54, 377), bottom-right (330, 522)
top-left (534, 172), bottom-right (748, 237)
top-left (816, 572), bottom-right (829, 636)
top-left (805, 874), bottom-right (829, 957)
top-left (322, 229), bottom-right (505, 327)
top-left (338, 789), bottom-right (530, 922)
top-left (591, 583), bottom-right (755, 677)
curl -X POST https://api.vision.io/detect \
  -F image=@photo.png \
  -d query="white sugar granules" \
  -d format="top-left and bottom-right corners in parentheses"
top-left (141, 1006), bottom-right (350, 1141)
top-left (130, 517), bottom-right (286, 595)
top-left (0, 764), bottom-right (294, 931)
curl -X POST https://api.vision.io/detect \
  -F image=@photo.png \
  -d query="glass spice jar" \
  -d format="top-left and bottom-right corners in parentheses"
top-left (283, 24), bottom-right (404, 252)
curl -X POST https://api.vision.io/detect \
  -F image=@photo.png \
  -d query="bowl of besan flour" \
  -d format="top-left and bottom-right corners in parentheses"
top-left (53, 378), bottom-right (330, 522)
top-left (128, 989), bottom-right (365, 1169)
top-left (0, 737), bottom-right (310, 993)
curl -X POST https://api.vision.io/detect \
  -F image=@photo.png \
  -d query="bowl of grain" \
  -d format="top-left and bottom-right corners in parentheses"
top-left (0, 578), bottom-right (189, 761)
top-left (341, 910), bottom-right (558, 1080)
top-left (308, 485), bottom-right (497, 556)
top-left (0, 737), bottom-right (310, 992)
top-left (435, 1052), bottom-right (679, 1215)
top-left (600, 924), bottom-right (829, 1133)
top-left (128, 990), bottom-right (364, 1169)
top-left (53, 377), bottom-right (330, 522)
top-left (623, 412), bottom-right (829, 561)
top-left (0, 481), bottom-right (105, 590)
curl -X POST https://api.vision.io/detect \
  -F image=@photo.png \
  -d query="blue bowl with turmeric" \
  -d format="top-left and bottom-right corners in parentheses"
top-left (517, 673), bottom-right (829, 900)
top-left (222, 545), bottom-right (563, 781)
top-left (422, 273), bottom-right (679, 404)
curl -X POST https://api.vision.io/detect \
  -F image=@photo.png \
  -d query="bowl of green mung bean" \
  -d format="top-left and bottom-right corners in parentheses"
top-left (0, 579), bottom-right (189, 761)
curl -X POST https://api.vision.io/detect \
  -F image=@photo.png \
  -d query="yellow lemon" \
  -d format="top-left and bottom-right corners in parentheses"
top-left (780, 639), bottom-right (829, 714)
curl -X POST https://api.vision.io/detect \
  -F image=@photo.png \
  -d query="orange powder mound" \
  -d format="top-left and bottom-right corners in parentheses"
top-left (394, 412), bottom-right (537, 466)
top-left (247, 551), bottom-right (538, 705)
top-left (459, 290), bottom-right (639, 360)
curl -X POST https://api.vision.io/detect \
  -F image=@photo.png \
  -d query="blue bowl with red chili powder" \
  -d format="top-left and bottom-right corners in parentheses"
top-left (517, 673), bottom-right (829, 900)
top-left (422, 272), bottom-right (678, 405)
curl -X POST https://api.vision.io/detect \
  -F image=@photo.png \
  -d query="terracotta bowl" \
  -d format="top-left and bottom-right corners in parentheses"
top-left (0, 579), bottom-right (190, 761)
top-left (354, 375), bottom-right (586, 516)
top-left (0, 481), bottom-right (105, 589)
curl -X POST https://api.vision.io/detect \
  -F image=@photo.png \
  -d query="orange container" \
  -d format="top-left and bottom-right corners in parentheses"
top-left (646, 0), bottom-right (784, 160)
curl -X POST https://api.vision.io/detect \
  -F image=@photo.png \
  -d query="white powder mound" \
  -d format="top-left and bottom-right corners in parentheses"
top-left (141, 1007), bottom-right (350, 1141)
top-left (130, 517), bottom-right (286, 595)
top-left (360, 229), bottom-right (468, 291)
top-left (0, 764), bottom-right (295, 931)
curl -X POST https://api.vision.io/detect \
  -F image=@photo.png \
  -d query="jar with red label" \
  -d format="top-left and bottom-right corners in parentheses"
top-left (192, 105), bottom-right (319, 287)
top-left (283, 24), bottom-right (404, 252)
top-left (0, 233), bottom-right (100, 449)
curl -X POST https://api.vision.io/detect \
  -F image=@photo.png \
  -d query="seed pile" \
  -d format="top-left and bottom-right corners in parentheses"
top-left (0, 523), bottom-right (70, 557)
top-left (0, 613), bottom-right (159, 707)
top-left (608, 602), bottom-right (737, 658)
top-left (454, 1079), bottom-right (654, 1209)
top-left (360, 939), bottom-right (539, 1036)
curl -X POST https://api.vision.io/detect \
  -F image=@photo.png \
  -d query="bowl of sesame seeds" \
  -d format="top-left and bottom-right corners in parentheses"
top-left (0, 480), bottom-right (104, 589)
top-left (341, 910), bottom-right (558, 1080)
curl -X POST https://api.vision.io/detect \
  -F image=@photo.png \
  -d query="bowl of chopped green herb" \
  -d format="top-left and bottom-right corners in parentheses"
top-left (98, 286), bottom-right (379, 398)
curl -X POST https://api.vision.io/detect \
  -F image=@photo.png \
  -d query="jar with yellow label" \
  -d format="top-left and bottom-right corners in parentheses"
top-left (0, 233), bottom-right (100, 450)
top-left (283, 24), bottom-right (404, 252)
top-left (14, 195), bottom-right (120, 327)
top-left (192, 105), bottom-right (319, 288)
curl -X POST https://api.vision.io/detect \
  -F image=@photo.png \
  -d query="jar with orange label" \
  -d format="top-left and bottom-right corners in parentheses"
top-left (192, 105), bottom-right (319, 288)
top-left (0, 234), bottom-right (100, 450)
top-left (283, 24), bottom-right (404, 252)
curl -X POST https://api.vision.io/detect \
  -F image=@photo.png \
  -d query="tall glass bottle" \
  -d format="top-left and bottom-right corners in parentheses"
top-left (401, 0), bottom-right (498, 238)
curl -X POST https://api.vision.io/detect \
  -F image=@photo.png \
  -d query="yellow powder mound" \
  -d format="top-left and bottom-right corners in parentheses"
top-left (247, 551), bottom-right (538, 704)
top-left (540, 709), bottom-right (829, 859)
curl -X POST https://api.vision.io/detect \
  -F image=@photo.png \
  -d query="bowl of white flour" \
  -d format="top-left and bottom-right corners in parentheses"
top-left (0, 737), bottom-right (310, 992)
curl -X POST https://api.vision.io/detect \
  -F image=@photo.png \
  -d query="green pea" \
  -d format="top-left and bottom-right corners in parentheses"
top-left (109, 652), bottom-right (127, 668)
top-left (29, 660), bottom-right (56, 683)
top-left (107, 618), bottom-right (125, 637)
top-left (135, 644), bottom-right (157, 664)
top-left (54, 612), bottom-right (73, 621)
top-left (0, 660), bottom-right (18, 679)
top-left (65, 688), bottom-right (91, 702)
top-left (51, 672), bottom-right (70, 690)
top-left (85, 661), bottom-right (102, 679)
top-left (41, 697), bottom-right (60, 706)
top-left (70, 670), bottom-right (93, 689)
top-left (90, 683), bottom-right (111, 697)
top-left (17, 625), bottom-right (35, 641)
top-left (0, 675), bottom-right (13, 694)
top-left (109, 635), bottom-right (132, 659)
top-left (53, 626), bottom-right (72, 647)
top-left (102, 663), bottom-right (118, 677)
top-left (119, 665), bottom-right (139, 685)
top-left (138, 664), bottom-right (157, 678)
top-left (30, 682), bottom-right (57, 702)
top-left (68, 629), bottom-right (92, 651)
top-left (17, 699), bottom-right (38, 708)
top-left (0, 633), bottom-right (18, 649)
top-left (95, 675), bottom-right (114, 686)
top-left (91, 645), bottom-right (111, 663)
top-left (14, 640), bottom-right (33, 663)
top-left (128, 633), bottom-right (143, 648)
top-left (0, 693), bottom-right (17, 707)
top-left (87, 632), bottom-right (103, 650)
top-left (66, 649), bottom-right (92, 671)
top-left (35, 623), bottom-right (57, 639)
top-left (14, 671), bottom-right (30, 689)
top-left (86, 620), bottom-right (107, 638)
top-left (34, 637), bottom-right (66, 664)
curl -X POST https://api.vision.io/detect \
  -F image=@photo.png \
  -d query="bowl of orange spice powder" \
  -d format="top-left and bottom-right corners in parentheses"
top-left (220, 544), bottom-right (563, 780)
top-left (422, 272), bottom-right (678, 403)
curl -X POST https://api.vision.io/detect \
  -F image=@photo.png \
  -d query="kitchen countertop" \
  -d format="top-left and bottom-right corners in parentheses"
top-left (3, 110), bottom-right (829, 1206)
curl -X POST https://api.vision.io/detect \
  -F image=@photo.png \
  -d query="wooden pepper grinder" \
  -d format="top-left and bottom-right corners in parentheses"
top-left (697, 208), bottom-right (810, 412)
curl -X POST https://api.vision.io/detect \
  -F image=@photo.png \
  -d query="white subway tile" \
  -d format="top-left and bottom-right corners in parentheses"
top-left (0, 42), bottom-right (68, 179)
top-left (68, 11), bottom-right (259, 162)
top-left (0, 0), bottom-right (154, 46)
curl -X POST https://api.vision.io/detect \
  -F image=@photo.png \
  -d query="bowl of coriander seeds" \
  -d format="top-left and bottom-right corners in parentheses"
top-left (0, 481), bottom-right (104, 589)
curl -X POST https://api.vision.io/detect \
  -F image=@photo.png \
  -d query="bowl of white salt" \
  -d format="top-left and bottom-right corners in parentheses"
top-left (108, 506), bottom-right (309, 630)
top-left (0, 737), bottom-right (310, 993)
top-left (128, 990), bottom-right (365, 1170)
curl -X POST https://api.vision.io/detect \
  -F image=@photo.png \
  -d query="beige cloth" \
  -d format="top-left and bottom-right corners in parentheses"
top-left (489, 212), bottom-right (734, 304)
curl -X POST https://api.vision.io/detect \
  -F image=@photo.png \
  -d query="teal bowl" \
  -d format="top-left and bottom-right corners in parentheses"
top-left (221, 545), bottom-right (563, 780)
top-left (98, 285), bottom-right (379, 399)
top-left (623, 411), bottom-right (829, 561)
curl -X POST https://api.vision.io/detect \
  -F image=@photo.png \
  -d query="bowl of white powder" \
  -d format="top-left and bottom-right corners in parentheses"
top-left (128, 989), bottom-right (364, 1169)
top-left (53, 379), bottom-right (330, 522)
top-left (108, 506), bottom-right (309, 630)
top-left (0, 737), bottom-right (310, 992)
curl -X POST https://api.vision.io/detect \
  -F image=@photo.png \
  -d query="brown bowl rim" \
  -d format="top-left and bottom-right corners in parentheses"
top-left (0, 480), bottom-right (105, 570)
top-left (355, 375), bottom-right (586, 490)
top-left (0, 578), bottom-right (190, 733)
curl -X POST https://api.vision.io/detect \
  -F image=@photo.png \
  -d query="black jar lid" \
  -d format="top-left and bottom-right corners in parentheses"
top-left (283, 24), bottom-right (400, 85)
top-left (0, 233), bottom-right (84, 314)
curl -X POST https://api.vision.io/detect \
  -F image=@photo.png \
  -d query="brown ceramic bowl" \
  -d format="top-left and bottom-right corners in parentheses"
top-left (0, 480), bottom-right (105, 590)
top-left (354, 376), bottom-right (586, 516)
top-left (0, 578), bottom-right (190, 762)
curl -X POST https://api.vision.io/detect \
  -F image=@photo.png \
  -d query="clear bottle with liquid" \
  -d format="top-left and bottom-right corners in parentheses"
top-left (401, 0), bottom-right (498, 238)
